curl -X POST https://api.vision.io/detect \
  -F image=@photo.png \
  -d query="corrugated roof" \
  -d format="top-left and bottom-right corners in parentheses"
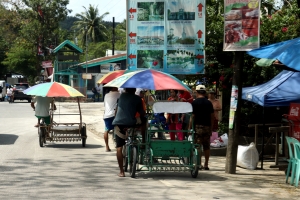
top-left (79, 53), bottom-right (127, 68)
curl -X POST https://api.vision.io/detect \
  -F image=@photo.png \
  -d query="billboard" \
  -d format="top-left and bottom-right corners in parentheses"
top-left (127, 0), bottom-right (206, 74)
top-left (223, 0), bottom-right (260, 51)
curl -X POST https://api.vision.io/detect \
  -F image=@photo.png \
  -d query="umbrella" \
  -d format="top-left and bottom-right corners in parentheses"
top-left (104, 69), bottom-right (191, 91)
top-left (248, 37), bottom-right (300, 71)
top-left (23, 82), bottom-right (84, 97)
top-left (97, 70), bottom-right (135, 84)
top-left (97, 70), bottom-right (126, 84)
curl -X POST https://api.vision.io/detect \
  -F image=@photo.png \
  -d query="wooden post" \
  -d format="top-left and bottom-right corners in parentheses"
top-left (225, 51), bottom-right (244, 174)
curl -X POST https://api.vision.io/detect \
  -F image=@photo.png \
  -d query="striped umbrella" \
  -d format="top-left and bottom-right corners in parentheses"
top-left (104, 69), bottom-right (191, 91)
top-left (23, 82), bottom-right (84, 97)
top-left (97, 70), bottom-right (135, 84)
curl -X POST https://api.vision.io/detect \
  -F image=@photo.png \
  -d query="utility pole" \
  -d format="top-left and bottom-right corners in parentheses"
top-left (85, 27), bottom-right (88, 97)
top-left (225, 51), bottom-right (244, 174)
top-left (112, 17), bottom-right (115, 56)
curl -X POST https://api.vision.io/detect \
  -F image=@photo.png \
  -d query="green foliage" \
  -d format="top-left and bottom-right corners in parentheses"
top-left (72, 4), bottom-right (109, 45)
top-left (2, 43), bottom-right (36, 81)
top-left (59, 16), bottom-right (79, 30)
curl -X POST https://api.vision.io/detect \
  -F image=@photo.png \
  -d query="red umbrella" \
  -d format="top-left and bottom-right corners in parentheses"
top-left (97, 70), bottom-right (126, 84)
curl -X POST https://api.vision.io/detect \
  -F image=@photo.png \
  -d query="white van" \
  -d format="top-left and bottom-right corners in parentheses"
top-left (0, 80), bottom-right (6, 101)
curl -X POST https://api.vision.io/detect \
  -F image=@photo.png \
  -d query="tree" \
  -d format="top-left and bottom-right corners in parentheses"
top-left (72, 4), bottom-right (109, 46)
top-left (1, 0), bottom-right (70, 80)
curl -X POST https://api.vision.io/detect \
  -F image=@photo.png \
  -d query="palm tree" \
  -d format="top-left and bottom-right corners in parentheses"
top-left (72, 4), bottom-right (109, 45)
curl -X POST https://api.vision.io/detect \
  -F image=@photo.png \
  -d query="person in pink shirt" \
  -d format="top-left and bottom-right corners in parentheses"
top-left (208, 89), bottom-right (222, 132)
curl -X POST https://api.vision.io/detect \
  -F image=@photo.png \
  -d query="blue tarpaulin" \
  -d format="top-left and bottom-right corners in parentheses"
top-left (247, 37), bottom-right (300, 71)
top-left (242, 70), bottom-right (300, 107)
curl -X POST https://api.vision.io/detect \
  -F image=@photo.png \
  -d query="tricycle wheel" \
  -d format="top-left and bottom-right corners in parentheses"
top-left (123, 145), bottom-right (128, 172)
top-left (191, 167), bottom-right (199, 178)
top-left (81, 126), bottom-right (86, 147)
top-left (39, 127), bottom-right (45, 147)
top-left (191, 148), bottom-right (199, 178)
top-left (129, 146), bottom-right (137, 178)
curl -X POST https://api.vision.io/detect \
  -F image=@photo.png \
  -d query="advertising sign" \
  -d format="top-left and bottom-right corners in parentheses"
top-left (223, 0), bottom-right (260, 51)
top-left (127, 0), bottom-right (206, 74)
top-left (229, 85), bottom-right (238, 129)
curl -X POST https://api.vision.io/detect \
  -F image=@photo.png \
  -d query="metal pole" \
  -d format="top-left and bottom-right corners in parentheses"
top-left (112, 17), bottom-right (115, 56)
top-left (85, 27), bottom-right (88, 97)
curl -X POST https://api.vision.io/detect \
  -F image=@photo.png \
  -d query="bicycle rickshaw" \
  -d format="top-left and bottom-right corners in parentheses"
top-left (124, 101), bottom-right (200, 178)
top-left (23, 82), bottom-right (87, 148)
top-left (38, 97), bottom-right (87, 147)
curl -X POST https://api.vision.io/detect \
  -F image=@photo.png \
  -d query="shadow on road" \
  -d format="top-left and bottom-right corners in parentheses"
top-left (43, 143), bottom-right (102, 149)
top-left (0, 134), bottom-right (18, 145)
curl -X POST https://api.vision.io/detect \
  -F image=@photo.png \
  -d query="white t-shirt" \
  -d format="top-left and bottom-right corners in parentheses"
top-left (7, 88), bottom-right (13, 96)
top-left (104, 91), bottom-right (120, 119)
top-left (33, 96), bottom-right (53, 117)
top-left (95, 85), bottom-right (101, 93)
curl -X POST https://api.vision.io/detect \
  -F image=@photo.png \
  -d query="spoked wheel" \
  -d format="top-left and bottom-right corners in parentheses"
top-left (81, 126), bottom-right (86, 147)
top-left (123, 145), bottom-right (128, 172)
top-left (129, 146), bottom-right (137, 178)
top-left (39, 127), bottom-right (45, 147)
top-left (191, 148), bottom-right (199, 178)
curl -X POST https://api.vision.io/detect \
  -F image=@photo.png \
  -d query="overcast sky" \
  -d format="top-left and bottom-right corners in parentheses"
top-left (68, 0), bottom-right (126, 22)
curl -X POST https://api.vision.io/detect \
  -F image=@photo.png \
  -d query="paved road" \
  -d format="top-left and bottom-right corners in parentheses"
top-left (0, 101), bottom-right (299, 199)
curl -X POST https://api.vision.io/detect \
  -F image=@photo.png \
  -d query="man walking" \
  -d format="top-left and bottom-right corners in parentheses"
top-left (92, 83), bottom-right (101, 102)
top-left (188, 85), bottom-right (214, 170)
top-left (103, 87), bottom-right (120, 152)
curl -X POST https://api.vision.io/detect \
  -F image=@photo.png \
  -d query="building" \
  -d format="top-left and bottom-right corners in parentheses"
top-left (168, 8), bottom-right (195, 20)
top-left (53, 40), bottom-right (126, 101)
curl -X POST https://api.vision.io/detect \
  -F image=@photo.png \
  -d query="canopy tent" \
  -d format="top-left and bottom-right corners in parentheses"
top-left (247, 37), bottom-right (300, 71)
top-left (242, 70), bottom-right (300, 107)
top-left (242, 70), bottom-right (300, 169)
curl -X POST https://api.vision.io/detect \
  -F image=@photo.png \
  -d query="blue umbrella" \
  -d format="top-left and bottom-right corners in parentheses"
top-left (248, 37), bottom-right (300, 71)
top-left (6, 83), bottom-right (11, 87)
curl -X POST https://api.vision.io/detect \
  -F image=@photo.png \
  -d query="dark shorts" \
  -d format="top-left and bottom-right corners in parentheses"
top-left (104, 117), bottom-right (115, 131)
top-left (114, 125), bottom-right (127, 148)
top-left (114, 117), bottom-right (147, 148)
top-left (194, 125), bottom-right (211, 151)
top-left (35, 115), bottom-right (51, 125)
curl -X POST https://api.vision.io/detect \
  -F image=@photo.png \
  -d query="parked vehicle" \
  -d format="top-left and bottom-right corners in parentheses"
top-left (13, 83), bottom-right (32, 102)
top-left (0, 80), bottom-right (6, 101)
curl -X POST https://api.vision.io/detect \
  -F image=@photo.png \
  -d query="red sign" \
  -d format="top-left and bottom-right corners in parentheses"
top-left (129, 8), bottom-right (136, 14)
top-left (196, 54), bottom-right (204, 60)
top-left (197, 30), bottom-right (203, 38)
top-left (197, 3), bottom-right (203, 12)
top-left (42, 61), bottom-right (53, 68)
top-left (129, 32), bottom-right (136, 38)
top-left (287, 103), bottom-right (300, 141)
top-left (128, 54), bottom-right (136, 59)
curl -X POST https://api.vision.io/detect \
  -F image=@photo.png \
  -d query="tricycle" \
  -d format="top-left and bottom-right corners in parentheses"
top-left (38, 97), bottom-right (87, 147)
top-left (123, 101), bottom-right (200, 178)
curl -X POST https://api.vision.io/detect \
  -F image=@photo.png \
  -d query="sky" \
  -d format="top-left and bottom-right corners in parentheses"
top-left (68, 0), bottom-right (127, 22)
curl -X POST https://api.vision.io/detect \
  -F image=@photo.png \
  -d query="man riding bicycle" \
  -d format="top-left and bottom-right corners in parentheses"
top-left (112, 88), bottom-right (146, 177)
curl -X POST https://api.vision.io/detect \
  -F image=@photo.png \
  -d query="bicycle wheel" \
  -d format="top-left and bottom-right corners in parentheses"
top-left (129, 146), bottom-right (137, 178)
top-left (191, 148), bottom-right (199, 178)
top-left (123, 144), bottom-right (128, 172)
top-left (81, 125), bottom-right (87, 147)
top-left (39, 127), bottom-right (45, 147)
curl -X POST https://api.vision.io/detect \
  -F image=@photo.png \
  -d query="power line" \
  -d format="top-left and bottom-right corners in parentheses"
top-left (104, 0), bottom-right (121, 13)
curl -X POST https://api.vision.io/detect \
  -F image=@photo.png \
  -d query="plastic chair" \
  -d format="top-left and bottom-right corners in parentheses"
top-left (291, 139), bottom-right (300, 187)
top-left (285, 136), bottom-right (295, 184)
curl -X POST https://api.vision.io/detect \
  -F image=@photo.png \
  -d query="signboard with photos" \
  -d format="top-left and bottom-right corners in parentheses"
top-left (223, 0), bottom-right (261, 51)
top-left (127, 0), bottom-right (206, 74)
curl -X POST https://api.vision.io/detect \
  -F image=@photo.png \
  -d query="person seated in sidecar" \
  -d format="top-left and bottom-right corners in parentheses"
top-left (149, 113), bottom-right (168, 139)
